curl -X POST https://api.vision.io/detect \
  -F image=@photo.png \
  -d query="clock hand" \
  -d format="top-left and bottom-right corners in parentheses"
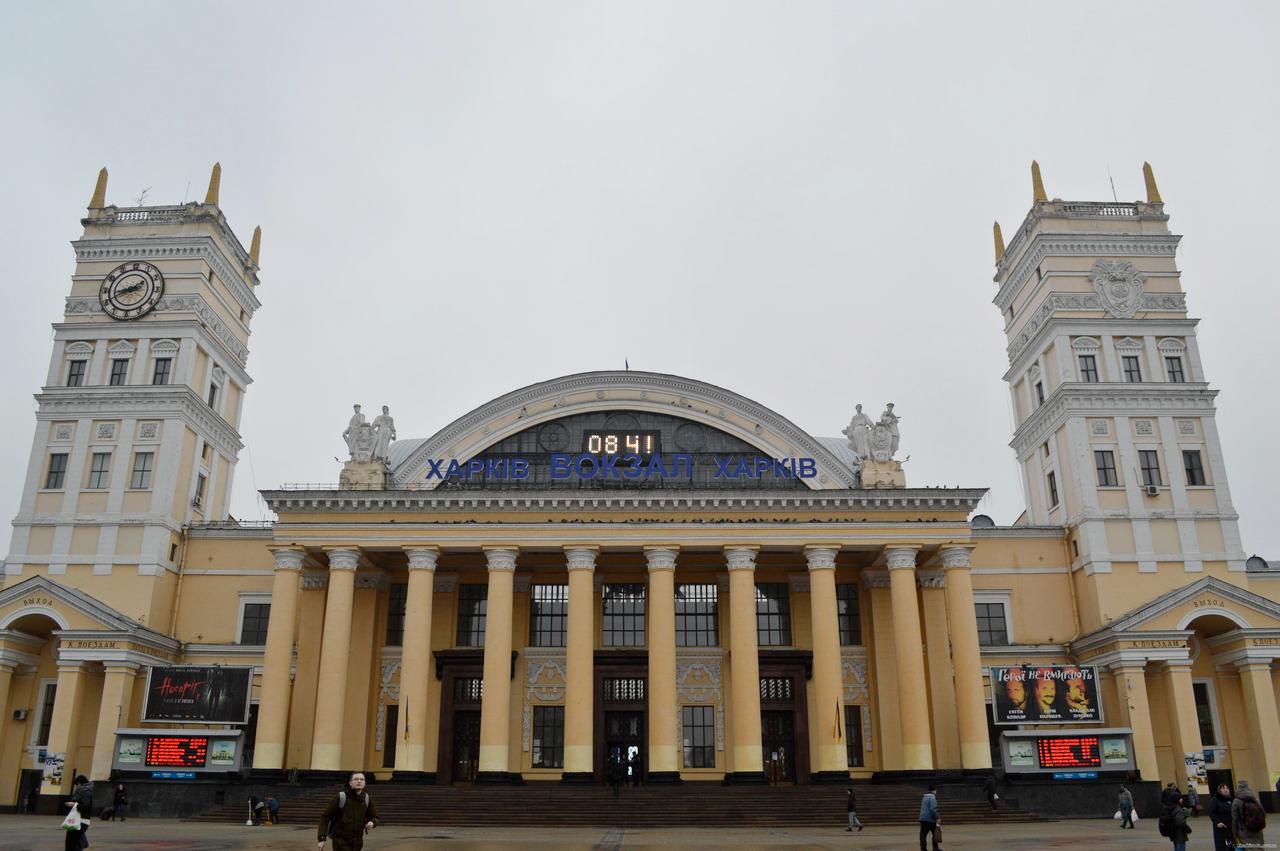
top-left (117, 281), bottom-right (145, 295)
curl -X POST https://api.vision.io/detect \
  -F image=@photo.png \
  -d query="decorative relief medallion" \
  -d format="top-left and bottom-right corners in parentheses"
top-left (1089, 419), bottom-right (1110, 436)
top-left (138, 422), bottom-right (160, 440)
top-left (674, 422), bottom-right (706, 451)
top-left (1177, 419), bottom-right (1196, 436)
top-left (1091, 259), bottom-right (1145, 319)
top-left (53, 423), bottom-right (74, 442)
top-left (1134, 419), bottom-right (1155, 436)
top-left (841, 653), bottom-right (869, 703)
top-left (537, 422), bottom-right (569, 451)
top-left (96, 423), bottom-right (116, 440)
top-left (525, 657), bottom-right (567, 703)
top-left (676, 655), bottom-right (725, 751)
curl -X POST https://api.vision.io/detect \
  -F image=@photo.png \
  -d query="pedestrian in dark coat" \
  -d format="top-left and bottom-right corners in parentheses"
top-left (607, 758), bottom-right (623, 798)
top-left (918, 784), bottom-right (940, 851)
top-left (845, 787), bottom-right (864, 832)
top-left (317, 772), bottom-right (380, 851)
top-left (1118, 785), bottom-right (1135, 828)
top-left (985, 778), bottom-right (998, 811)
top-left (1166, 795), bottom-right (1191, 851)
top-left (1209, 783), bottom-right (1234, 851)
top-left (112, 783), bottom-right (128, 821)
top-left (1231, 780), bottom-right (1266, 848)
top-left (64, 775), bottom-right (93, 851)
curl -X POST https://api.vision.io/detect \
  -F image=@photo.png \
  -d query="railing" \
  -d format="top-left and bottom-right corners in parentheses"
top-left (1060, 202), bottom-right (1140, 217)
top-left (188, 519), bottom-right (277, 529)
top-left (93, 205), bottom-right (194, 224)
top-left (278, 482), bottom-right (404, 491)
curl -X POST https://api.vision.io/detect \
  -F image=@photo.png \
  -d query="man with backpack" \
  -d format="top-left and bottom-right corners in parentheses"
top-left (1232, 779), bottom-right (1266, 848)
top-left (317, 772), bottom-right (380, 851)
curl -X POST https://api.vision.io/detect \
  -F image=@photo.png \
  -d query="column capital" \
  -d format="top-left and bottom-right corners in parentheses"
top-left (940, 545), bottom-right (975, 570)
top-left (404, 547), bottom-right (440, 571)
top-left (1234, 659), bottom-right (1276, 674)
top-left (56, 662), bottom-right (90, 675)
top-left (1153, 659), bottom-right (1195, 674)
top-left (565, 546), bottom-right (599, 572)
top-left (803, 545), bottom-right (839, 571)
top-left (102, 660), bottom-right (142, 673)
top-left (725, 546), bottom-right (759, 571)
top-left (324, 547), bottom-right (361, 571)
top-left (269, 547), bottom-right (306, 571)
top-left (1106, 660), bottom-right (1149, 674)
top-left (885, 546), bottom-right (920, 570)
top-left (484, 547), bottom-right (518, 572)
top-left (644, 547), bottom-right (678, 572)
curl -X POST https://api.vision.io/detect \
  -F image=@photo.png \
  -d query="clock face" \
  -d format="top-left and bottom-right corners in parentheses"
top-left (100, 262), bottom-right (165, 320)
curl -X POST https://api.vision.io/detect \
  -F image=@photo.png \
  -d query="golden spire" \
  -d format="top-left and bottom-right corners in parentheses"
top-left (1143, 161), bottom-right (1162, 203)
top-left (993, 221), bottom-right (1006, 265)
top-left (89, 167), bottom-right (108, 208)
top-left (1031, 160), bottom-right (1047, 202)
top-left (204, 162), bottom-right (222, 205)
top-left (249, 226), bottom-right (262, 265)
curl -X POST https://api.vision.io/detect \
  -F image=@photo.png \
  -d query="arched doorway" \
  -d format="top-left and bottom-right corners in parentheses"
top-left (0, 612), bottom-right (59, 813)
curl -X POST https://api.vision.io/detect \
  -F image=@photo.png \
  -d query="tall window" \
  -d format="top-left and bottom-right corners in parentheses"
top-left (1122, 355), bottom-right (1143, 383)
top-left (845, 705), bottom-right (864, 767)
top-left (383, 705), bottom-right (399, 768)
top-left (531, 706), bottom-right (565, 768)
top-left (675, 584), bottom-right (718, 647)
top-left (1046, 471), bottom-right (1059, 508)
top-left (152, 357), bottom-right (172, 385)
top-left (207, 382), bottom-right (220, 410)
top-left (130, 452), bottom-right (154, 489)
top-left (602, 584), bottom-right (646, 647)
top-left (1034, 381), bottom-right (1045, 405)
top-left (193, 472), bottom-right (208, 507)
top-left (88, 452), bottom-right (111, 489)
top-left (239, 602), bottom-right (271, 644)
top-left (386, 583), bottom-right (408, 646)
top-left (456, 584), bottom-right (488, 647)
top-left (682, 705), bottom-right (715, 768)
top-left (1139, 450), bottom-right (1162, 487)
top-left (1078, 354), bottom-right (1099, 382)
top-left (1183, 450), bottom-right (1206, 486)
top-left (975, 602), bottom-right (1009, 646)
top-left (36, 683), bottom-right (57, 746)
top-left (45, 453), bottom-right (68, 489)
top-left (1192, 682), bottom-right (1218, 747)
top-left (836, 584), bottom-right (862, 645)
top-left (1165, 356), bottom-right (1186, 383)
top-left (66, 360), bottom-right (86, 387)
top-left (109, 358), bottom-right (129, 386)
top-left (1094, 450), bottom-right (1118, 487)
top-left (530, 584), bottom-right (569, 647)
top-left (755, 583), bottom-right (792, 646)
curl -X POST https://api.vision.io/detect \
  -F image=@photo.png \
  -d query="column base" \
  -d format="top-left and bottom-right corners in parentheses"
top-left (390, 771), bottom-right (436, 783)
top-left (811, 770), bottom-right (853, 784)
top-left (474, 771), bottom-right (525, 785)
top-left (559, 771), bottom-right (596, 785)
top-left (722, 771), bottom-right (768, 785)
top-left (646, 771), bottom-right (683, 785)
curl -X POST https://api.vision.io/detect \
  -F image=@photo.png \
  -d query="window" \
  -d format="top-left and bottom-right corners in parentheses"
top-left (239, 602), bottom-right (271, 644)
top-left (456, 584), bottom-right (488, 647)
top-left (1094, 450), bottom-right (1118, 487)
top-left (383, 705), bottom-right (399, 768)
top-left (1046, 471), bottom-right (1059, 508)
top-left (531, 706), bottom-right (565, 768)
top-left (1041, 442), bottom-right (1050, 459)
top-left (454, 677), bottom-right (483, 702)
top-left (682, 706), bottom-right (715, 768)
top-left (35, 682), bottom-right (57, 746)
top-left (1122, 355), bottom-right (1143, 383)
top-left (675, 584), bottom-right (718, 647)
top-left (1165, 356), bottom-right (1186, 383)
top-left (1034, 381), bottom-right (1045, 405)
top-left (88, 452), bottom-right (111, 489)
top-left (193, 472), bottom-right (207, 507)
top-left (760, 676), bottom-right (793, 700)
top-left (836, 584), bottom-right (862, 645)
top-left (1183, 450), bottom-right (1206, 486)
top-left (66, 360), bottom-right (86, 387)
top-left (109, 358), bottom-right (129, 386)
top-left (1192, 681), bottom-right (1219, 747)
top-left (845, 705), bottom-right (864, 767)
top-left (386, 584), bottom-right (408, 646)
top-left (1078, 355), bottom-right (1099, 382)
top-left (152, 357), bottom-right (172, 385)
top-left (603, 584), bottom-right (646, 647)
top-left (130, 452), bottom-right (154, 489)
top-left (975, 601), bottom-right (1009, 646)
top-left (1139, 450), bottom-right (1162, 487)
top-left (207, 382), bottom-right (220, 409)
top-left (530, 584), bottom-right (568, 647)
top-left (602, 678), bottom-right (645, 702)
top-left (755, 583), bottom-right (792, 646)
top-left (45, 453), bottom-right (68, 489)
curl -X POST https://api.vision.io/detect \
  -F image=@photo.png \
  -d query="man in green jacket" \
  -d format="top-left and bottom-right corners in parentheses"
top-left (317, 772), bottom-right (380, 851)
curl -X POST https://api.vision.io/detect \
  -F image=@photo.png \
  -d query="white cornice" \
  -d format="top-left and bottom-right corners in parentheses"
top-left (60, 295), bottom-right (252, 371)
top-left (1006, 312), bottom-right (1196, 373)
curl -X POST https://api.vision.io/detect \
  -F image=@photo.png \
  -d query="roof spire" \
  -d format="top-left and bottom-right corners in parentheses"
top-left (993, 221), bottom-right (1006, 265)
top-left (1031, 160), bottom-right (1047, 202)
top-left (204, 162), bottom-right (222, 206)
top-left (249, 226), bottom-right (262, 265)
top-left (89, 167), bottom-right (108, 208)
top-left (1142, 161), bottom-right (1162, 203)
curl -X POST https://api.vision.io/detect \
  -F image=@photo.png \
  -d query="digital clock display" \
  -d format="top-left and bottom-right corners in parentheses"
top-left (1036, 735), bottom-right (1101, 769)
top-left (582, 430), bottom-right (661, 456)
top-left (145, 736), bottom-right (209, 768)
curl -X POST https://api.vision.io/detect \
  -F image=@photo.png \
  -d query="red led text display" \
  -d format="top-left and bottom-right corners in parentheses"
top-left (144, 736), bottom-right (209, 768)
top-left (1036, 735), bottom-right (1101, 769)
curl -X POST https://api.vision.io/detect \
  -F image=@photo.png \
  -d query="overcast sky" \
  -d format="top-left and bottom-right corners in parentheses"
top-left (1, 2), bottom-right (1277, 558)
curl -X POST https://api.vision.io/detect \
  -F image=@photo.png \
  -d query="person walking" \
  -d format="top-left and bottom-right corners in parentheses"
top-left (845, 787), bottom-right (864, 832)
top-left (918, 784), bottom-right (941, 851)
top-left (1186, 782), bottom-right (1199, 816)
top-left (985, 778), bottom-right (998, 811)
top-left (1209, 783), bottom-right (1234, 851)
top-left (1166, 794), bottom-right (1191, 851)
top-left (1118, 785), bottom-right (1135, 829)
top-left (317, 772), bottom-right (380, 851)
top-left (63, 775), bottom-right (92, 851)
top-left (266, 794), bottom-right (280, 825)
top-left (1231, 780), bottom-right (1266, 849)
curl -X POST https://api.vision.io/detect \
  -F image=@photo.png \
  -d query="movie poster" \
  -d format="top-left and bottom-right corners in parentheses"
top-left (142, 666), bottom-right (253, 723)
top-left (991, 665), bottom-right (1102, 725)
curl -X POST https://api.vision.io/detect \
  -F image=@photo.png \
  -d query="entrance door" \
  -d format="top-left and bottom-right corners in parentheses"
top-left (604, 711), bottom-right (644, 784)
top-left (451, 710), bottom-right (481, 783)
top-left (1206, 769), bottom-right (1233, 795)
top-left (17, 770), bottom-right (41, 814)
top-left (761, 710), bottom-right (796, 783)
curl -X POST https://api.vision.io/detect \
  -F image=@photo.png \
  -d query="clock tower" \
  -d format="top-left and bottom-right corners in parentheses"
top-left (3, 165), bottom-right (261, 628)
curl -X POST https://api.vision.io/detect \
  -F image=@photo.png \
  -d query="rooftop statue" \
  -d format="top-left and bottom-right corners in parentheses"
top-left (343, 404), bottom-right (376, 463)
top-left (842, 403), bottom-right (873, 463)
top-left (870, 403), bottom-right (901, 462)
top-left (372, 405), bottom-right (397, 462)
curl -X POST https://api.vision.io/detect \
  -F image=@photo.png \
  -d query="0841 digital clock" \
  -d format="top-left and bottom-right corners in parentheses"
top-left (582, 430), bottom-right (661, 456)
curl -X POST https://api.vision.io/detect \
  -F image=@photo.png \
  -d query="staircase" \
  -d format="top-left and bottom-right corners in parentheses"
top-left (189, 782), bottom-right (1040, 828)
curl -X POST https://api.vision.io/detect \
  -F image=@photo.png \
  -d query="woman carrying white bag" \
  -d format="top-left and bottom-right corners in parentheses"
top-left (1116, 785), bottom-right (1136, 829)
top-left (62, 774), bottom-right (93, 850)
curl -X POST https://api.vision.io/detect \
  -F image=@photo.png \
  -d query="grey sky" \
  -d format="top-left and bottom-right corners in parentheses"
top-left (2, 2), bottom-right (1277, 557)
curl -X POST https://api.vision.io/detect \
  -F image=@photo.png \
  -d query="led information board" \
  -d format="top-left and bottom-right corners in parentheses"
top-left (144, 736), bottom-right (209, 768)
top-left (1036, 735), bottom-right (1101, 769)
top-left (1001, 729), bottom-right (1135, 774)
top-left (113, 729), bottom-right (243, 775)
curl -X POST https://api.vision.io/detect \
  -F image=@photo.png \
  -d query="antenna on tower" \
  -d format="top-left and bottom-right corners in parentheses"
top-left (181, 180), bottom-right (191, 203)
top-left (133, 187), bottom-right (151, 207)
top-left (1106, 164), bottom-right (1118, 202)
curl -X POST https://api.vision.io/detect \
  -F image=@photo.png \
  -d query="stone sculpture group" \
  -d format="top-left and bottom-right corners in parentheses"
top-left (842, 403), bottom-right (901, 463)
top-left (343, 404), bottom-right (396, 464)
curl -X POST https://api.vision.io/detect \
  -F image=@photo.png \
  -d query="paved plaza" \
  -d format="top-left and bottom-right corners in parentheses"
top-left (0, 815), bottom-right (1228, 849)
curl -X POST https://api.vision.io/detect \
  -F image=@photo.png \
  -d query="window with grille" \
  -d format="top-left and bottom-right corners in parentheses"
top-left (975, 602), bottom-right (1009, 646)
top-left (88, 452), bottom-right (111, 489)
top-left (1139, 450), bottom-right (1162, 487)
top-left (1046, 471), bottom-right (1059, 508)
top-left (760, 677), bottom-right (793, 701)
top-left (530, 584), bottom-right (568, 647)
top-left (603, 677), bottom-right (645, 702)
top-left (1078, 355), bottom-right (1099, 382)
top-left (66, 360), bottom-right (86, 387)
top-left (532, 706), bottom-right (565, 768)
top-left (456, 584), bottom-right (488, 647)
top-left (845, 704), bottom-right (864, 767)
top-left (755, 583), bottom-right (791, 646)
top-left (837, 584), bottom-right (862, 645)
top-left (1165, 356), bottom-right (1186, 383)
top-left (675, 584), bottom-right (718, 647)
top-left (682, 705), bottom-right (715, 768)
top-left (239, 602), bottom-right (271, 644)
top-left (386, 583), bottom-right (408, 646)
top-left (130, 452), bottom-right (154, 489)
top-left (152, 357), bottom-right (172, 385)
top-left (454, 677), bottom-right (483, 702)
top-left (109, 358), bottom-right (129, 386)
top-left (1123, 355), bottom-right (1143, 383)
top-left (1183, 450), bottom-right (1206, 486)
top-left (1095, 450), bottom-right (1118, 487)
top-left (602, 583), bottom-right (645, 647)
top-left (45, 453), bottom-right (68, 489)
